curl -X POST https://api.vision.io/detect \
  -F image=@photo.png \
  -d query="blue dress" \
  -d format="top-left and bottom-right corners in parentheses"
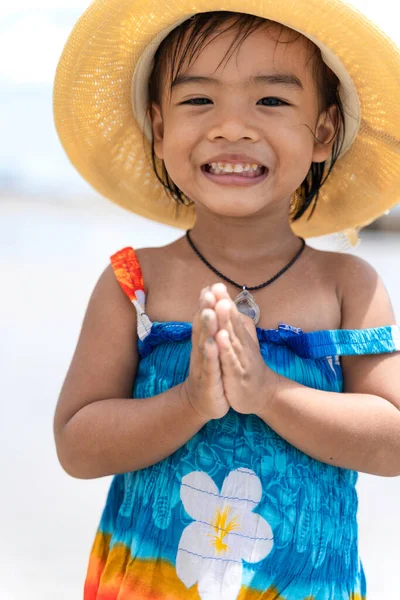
top-left (84, 247), bottom-right (400, 600)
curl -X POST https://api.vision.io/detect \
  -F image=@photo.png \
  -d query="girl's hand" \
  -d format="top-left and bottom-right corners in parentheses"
top-left (182, 286), bottom-right (230, 421)
top-left (212, 285), bottom-right (280, 416)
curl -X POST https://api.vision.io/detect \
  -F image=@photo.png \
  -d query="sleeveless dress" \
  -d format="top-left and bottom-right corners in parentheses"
top-left (84, 246), bottom-right (400, 600)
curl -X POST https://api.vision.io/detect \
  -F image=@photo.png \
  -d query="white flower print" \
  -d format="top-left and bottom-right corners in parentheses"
top-left (176, 468), bottom-right (274, 600)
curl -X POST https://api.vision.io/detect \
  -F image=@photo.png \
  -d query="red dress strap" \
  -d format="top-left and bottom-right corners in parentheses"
top-left (110, 247), bottom-right (152, 340)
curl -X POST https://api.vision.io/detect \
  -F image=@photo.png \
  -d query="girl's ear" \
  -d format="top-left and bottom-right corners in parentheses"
top-left (312, 105), bottom-right (338, 163)
top-left (150, 102), bottom-right (164, 160)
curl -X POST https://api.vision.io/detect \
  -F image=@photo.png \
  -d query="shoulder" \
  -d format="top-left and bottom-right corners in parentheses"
top-left (109, 239), bottom-right (184, 299)
top-left (322, 249), bottom-right (379, 292)
top-left (320, 249), bottom-right (395, 329)
top-left (91, 262), bottom-right (139, 324)
top-left (134, 242), bottom-right (181, 293)
top-left (305, 245), bottom-right (376, 282)
top-left (302, 246), bottom-right (395, 329)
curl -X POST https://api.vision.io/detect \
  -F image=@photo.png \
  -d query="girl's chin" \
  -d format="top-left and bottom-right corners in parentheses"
top-left (192, 193), bottom-right (271, 218)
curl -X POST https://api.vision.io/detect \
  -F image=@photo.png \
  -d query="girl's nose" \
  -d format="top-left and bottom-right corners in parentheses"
top-left (206, 111), bottom-right (260, 143)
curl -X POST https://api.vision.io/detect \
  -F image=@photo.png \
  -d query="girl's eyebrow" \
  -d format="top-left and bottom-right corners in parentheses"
top-left (171, 73), bottom-right (304, 90)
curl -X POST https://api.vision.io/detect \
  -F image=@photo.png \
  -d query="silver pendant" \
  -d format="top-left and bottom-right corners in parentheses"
top-left (234, 287), bottom-right (260, 325)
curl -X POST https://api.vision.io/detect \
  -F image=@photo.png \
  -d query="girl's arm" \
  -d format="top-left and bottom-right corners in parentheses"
top-left (257, 256), bottom-right (400, 477)
top-left (57, 388), bottom-right (206, 479)
top-left (54, 265), bottom-right (206, 479)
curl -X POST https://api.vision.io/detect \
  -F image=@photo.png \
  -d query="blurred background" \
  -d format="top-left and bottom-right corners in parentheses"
top-left (1, 1), bottom-right (399, 599)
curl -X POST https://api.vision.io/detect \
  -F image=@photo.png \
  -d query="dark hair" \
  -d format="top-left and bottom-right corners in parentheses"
top-left (147, 11), bottom-right (346, 222)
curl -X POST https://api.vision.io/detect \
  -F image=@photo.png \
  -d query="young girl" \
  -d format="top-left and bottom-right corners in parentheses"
top-left (53, 1), bottom-right (400, 598)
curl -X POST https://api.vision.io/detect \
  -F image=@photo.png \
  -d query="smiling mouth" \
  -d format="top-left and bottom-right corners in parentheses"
top-left (202, 162), bottom-right (266, 178)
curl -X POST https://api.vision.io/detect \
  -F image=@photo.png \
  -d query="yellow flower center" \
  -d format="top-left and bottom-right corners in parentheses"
top-left (208, 505), bottom-right (240, 554)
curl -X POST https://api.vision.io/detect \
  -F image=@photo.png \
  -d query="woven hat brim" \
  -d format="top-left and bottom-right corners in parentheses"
top-left (53, 0), bottom-right (400, 237)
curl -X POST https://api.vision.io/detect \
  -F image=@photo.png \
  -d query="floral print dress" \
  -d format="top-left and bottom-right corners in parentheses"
top-left (84, 247), bottom-right (400, 600)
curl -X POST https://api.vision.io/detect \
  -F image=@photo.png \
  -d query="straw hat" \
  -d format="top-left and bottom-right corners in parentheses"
top-left (53, 0), bottom-right (400, 240)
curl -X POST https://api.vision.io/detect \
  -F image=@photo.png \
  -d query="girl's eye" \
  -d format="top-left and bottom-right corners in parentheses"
top-left (181, 98), bottom-right (212, 105)
top-left (257, 97), bottom-right (288, 107)
top-left (181, 97), bottom-right (288, 106)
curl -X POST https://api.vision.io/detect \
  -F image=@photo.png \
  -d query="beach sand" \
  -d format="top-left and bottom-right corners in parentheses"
top-left (1, 195), bottom-right (399, 599)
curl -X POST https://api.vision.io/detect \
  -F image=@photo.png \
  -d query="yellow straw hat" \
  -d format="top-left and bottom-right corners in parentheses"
top-left (53, 0), bottom-right (400, 239)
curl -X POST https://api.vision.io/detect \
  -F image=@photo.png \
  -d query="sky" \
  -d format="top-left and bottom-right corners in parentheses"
top-left (0, 1), bottom-right (399, 86)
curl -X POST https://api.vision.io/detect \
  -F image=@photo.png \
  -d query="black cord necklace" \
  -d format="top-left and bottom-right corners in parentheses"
top-left (186, 229), bottom-right (306, 325)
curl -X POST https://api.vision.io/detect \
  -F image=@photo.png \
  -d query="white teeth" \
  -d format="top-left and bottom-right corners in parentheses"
top-left (207, 162), bottom-right (263, 174)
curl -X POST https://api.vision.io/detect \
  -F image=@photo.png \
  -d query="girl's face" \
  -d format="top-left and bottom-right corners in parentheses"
top-left (151, 24), bottom-right (336, 219)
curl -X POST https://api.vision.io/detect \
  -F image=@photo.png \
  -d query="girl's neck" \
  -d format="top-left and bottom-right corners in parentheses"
top-left (187, 211), bottom-right (300, 268)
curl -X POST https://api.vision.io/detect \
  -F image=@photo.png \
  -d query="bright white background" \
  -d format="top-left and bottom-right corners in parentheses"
top-left (0, 1), bottom-right (399, 86)
top-left (1, 2), bottom-right (399, 599)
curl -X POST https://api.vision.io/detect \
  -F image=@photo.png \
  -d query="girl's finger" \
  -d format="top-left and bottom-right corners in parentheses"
top-left (229, 302), bottom-right (254, 345)
top-left (200, 286), bottom-right (216, 309)
top-left (198, 308), bottom-right (216, 354)
top-left (192, 288), bottom-right (217, 378)
top-left (210, 282), bottom-right (231, 301)
top-left (202, 290), bottom-right (217, 309)
top-left (216, 298), bottom-right (247, 347)
top-left (215, 299), bottom-right (234, 334)
top-left (214, 299), bottom-right (250, 370)
top-left (216, 329), bottom-right (243, 375)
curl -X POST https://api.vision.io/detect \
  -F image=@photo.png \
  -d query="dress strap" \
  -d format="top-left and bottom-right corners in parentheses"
top-left (278, 324), bottom-right (400, 358)
top-left (110, 247), bottom-right (153, 341)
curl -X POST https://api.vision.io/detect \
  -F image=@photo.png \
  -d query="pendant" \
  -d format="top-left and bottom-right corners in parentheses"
top-left (234, 287), bottom-right (260, 325)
